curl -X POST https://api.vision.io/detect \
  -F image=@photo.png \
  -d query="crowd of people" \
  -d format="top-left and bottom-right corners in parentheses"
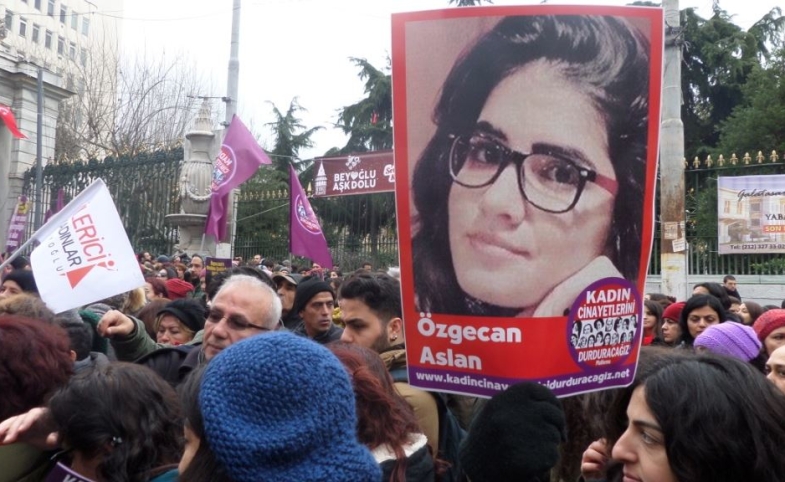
top-left (3, 249), bottom-right (785, 481)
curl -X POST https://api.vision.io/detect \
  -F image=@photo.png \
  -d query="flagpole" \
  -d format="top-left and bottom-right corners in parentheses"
top-left (0, 179), bottom-right (105, 272)
top-left (34, 67), bottom-right (44, 230)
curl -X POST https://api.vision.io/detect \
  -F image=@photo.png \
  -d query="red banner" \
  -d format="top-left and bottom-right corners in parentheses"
top-left (312, 151), bottom-right (395, 197)
top-left (392, 5), bottom-right (663, 398)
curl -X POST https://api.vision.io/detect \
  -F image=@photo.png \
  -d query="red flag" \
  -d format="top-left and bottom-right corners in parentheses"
top-left (289, 165), bottom-right (332, 267)
top-left (205, 115), bottom-right (271, 241)
top-left (0, 104), bottom-right (26, 139)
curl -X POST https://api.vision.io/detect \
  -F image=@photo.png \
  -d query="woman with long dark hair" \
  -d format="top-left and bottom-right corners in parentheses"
top-left (329, 343), bottom-right (435, 482)
top-left (678, 294), bottom-right (728, 348)
top-left (642, 299), bottom-right (663, 345)
top-left (611, 355), bottom-right (785, 481)
top-left (411, 15), bottom-right (651, 317)
top-left (51, 363), bottom-right (182, 481)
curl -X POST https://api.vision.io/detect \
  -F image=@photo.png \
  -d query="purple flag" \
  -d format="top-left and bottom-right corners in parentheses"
top-left (289, 165), bottom-right (333, 268)
top-left (205, 115), bottom-right (271, 241)
top-left (5, 195), bottom-right (31, 253)
top-left (44, 188), bottom-right (65, 223)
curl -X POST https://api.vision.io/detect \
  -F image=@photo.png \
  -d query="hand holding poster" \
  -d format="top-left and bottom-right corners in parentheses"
top-left (392, 5), bottom-right (662, 397)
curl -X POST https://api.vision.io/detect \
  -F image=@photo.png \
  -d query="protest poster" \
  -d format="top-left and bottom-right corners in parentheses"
top-left (392, 5), bottom-right (662, 397)
top-left (4, 195), bottom-right (31, 253)
top-left (312, 151), bottom-right (395, 197)
top-left (205, 256), bottom-right (232, 285)
top-left (717, 175), bottom-right (785, 254)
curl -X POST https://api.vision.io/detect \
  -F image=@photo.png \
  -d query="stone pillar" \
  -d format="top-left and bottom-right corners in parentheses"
top-left (165, 99), bottom-right (219, 257)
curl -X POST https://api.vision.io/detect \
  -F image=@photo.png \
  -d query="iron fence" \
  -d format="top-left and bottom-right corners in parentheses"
top-left (22, 149), bottom-right (183, 256)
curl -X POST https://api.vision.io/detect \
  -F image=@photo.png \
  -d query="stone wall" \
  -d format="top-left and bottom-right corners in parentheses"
top-left (645, 275), bottom-right (785, 306)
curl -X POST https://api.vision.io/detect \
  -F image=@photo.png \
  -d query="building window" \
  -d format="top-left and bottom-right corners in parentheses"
top-left (80, 48), bottom-right (86, 66)
top-left (45, 29), bottom-right (52, 49)
top-left (32, 24), bottom-right (39, 43)
top-left (18, 17), bottom-right (27, 38)
top-left (69, 41), bottom-right (76, 60)
top-left (71, 12), bottom-right (78, 30)
top-left (60, 5), bottom-right (67, 24)
top-left (5, 11), bottom-right (13, 33)
top-left (35, 0), bottom-right (41, 10)
top-left (57, 36), bottom-right (64, 56)
top-left (81, 17), bottom-right (89, 36)
top-left (47, 0), bottom-right (55, 17)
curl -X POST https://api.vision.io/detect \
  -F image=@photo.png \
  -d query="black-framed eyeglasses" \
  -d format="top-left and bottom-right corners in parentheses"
top-left (206, 309), bottom-right (271, 332)
top-left (448, 133), bottom-right (618, 214)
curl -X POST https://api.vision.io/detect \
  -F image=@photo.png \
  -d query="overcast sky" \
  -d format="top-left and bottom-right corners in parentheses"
top-left (120, 0), bottom-right (780, 159)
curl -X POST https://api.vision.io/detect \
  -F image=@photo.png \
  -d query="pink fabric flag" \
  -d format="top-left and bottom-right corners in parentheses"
top-left (289, 165), bottom-right (333, 268)
top-left (204, 115), bottom-right (271, 241)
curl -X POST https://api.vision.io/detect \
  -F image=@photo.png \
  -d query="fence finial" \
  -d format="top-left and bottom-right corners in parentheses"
top-left (693, 156), bottom-right (701, 169)
top-left (757, 151), bottom-right (765, 163)
top-left (705, 154), bottom-right (713, 168)
top-left (730, 153), bottom-right (738, 165)
top-left (743, 152), bottom-right (751, 164)
top-left (770, 150), bottom-right (779, 163)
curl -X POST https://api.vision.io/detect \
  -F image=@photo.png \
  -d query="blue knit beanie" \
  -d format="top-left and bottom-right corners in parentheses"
top-left (199, 332), bottom-right (381, 482)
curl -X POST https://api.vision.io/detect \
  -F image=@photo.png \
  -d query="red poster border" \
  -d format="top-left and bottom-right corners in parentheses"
top-left (392, 5), bottom-right (663, 398)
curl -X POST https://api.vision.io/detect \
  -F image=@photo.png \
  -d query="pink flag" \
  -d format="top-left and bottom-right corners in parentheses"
top-left (289, 165), bottom-right (333, 268)
top-left (30, 179), bottom-right (145, 313)
top-left (205, 115), bottom-right (271, 241)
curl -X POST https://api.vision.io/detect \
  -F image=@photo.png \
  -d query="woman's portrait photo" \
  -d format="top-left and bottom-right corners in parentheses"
top-left (406, 14), bottom-right (653, 318)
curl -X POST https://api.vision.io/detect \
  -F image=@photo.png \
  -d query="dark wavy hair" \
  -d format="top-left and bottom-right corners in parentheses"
top-left (339, 272), bottom-right (403, 321)
top-left (0, 315), bottom-right (73, 420)
top-left (613, 355), bottom-right (785, 481)
top-left (411, 15), bottom-right (650, 315)
top-left (177, 366), bottom-right (232, 482)
top-left (644, 299), bottom-right (663, 341)
top-left (693, 282), bottom-right (732, 310)
top-left (49, 363), bottom-right (183, 482)
top-left (679, 294), bottom-right (728, 346)
top-left (742, 300), bottom-right (764, 326)
top-left (329, 343), bottom-right (425, 482)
